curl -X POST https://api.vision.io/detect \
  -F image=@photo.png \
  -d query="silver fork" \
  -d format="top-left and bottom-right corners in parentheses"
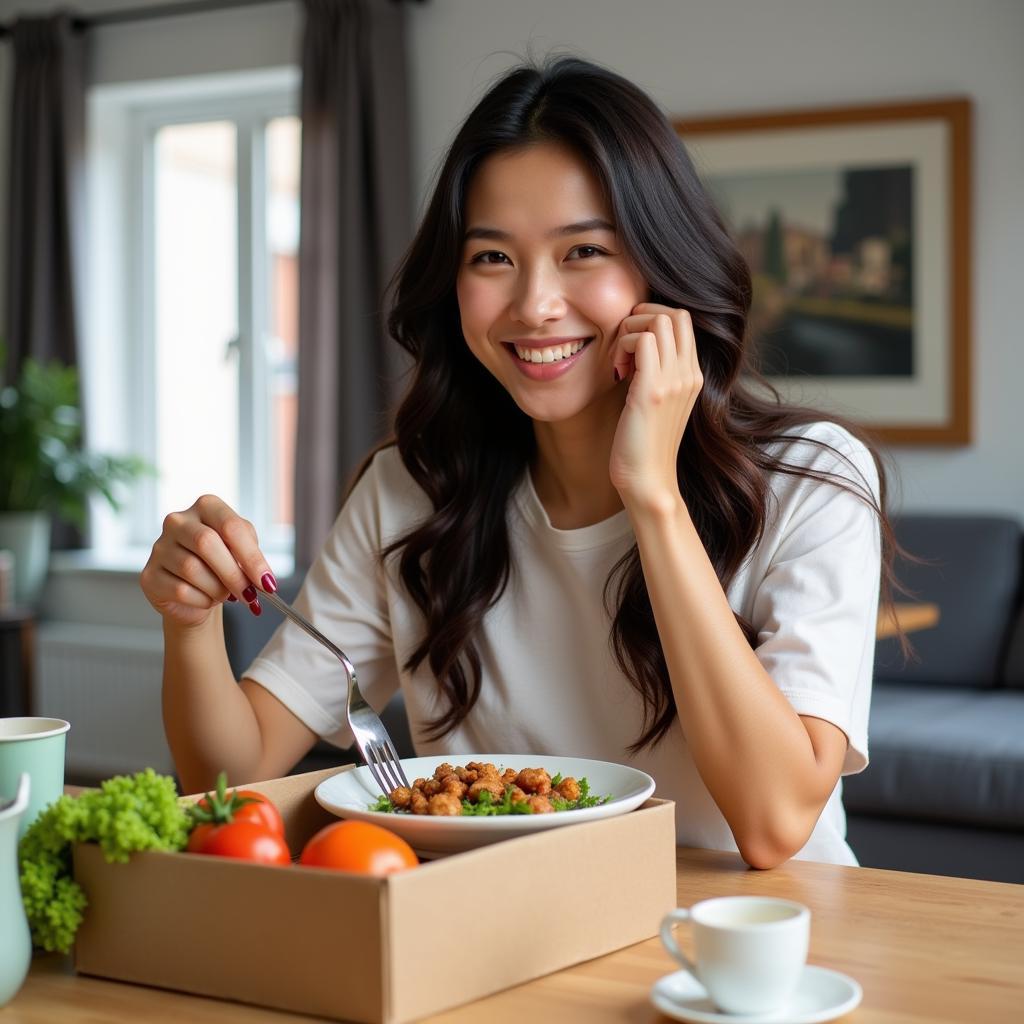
top-left (257, 587), bottom-right (411, 796)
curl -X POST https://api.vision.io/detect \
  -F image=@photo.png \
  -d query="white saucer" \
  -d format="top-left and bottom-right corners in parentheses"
top-left (650, 965), bottom-right (862, 1024)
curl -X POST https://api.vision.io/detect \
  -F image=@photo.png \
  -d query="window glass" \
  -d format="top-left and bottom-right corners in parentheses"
top-left (265, 115), bottom-right (300, 532)
top-left (154, 120), bottom-right (240, 515)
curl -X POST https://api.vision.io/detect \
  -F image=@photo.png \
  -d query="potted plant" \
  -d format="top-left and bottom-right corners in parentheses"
top-left (0, 352), bottom-right (148, 607)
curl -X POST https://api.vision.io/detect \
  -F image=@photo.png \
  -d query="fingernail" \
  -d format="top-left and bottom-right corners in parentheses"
top-left (242, 584), bottom-right (258, 603)
top-left (261, 572), bottom-right (278, 594)
top-left (249, 599), bottom-right (262, 616)
top-left (226, 593), bottom-right (238, 602)
top-left (613, 368), bottom-right (621, 382)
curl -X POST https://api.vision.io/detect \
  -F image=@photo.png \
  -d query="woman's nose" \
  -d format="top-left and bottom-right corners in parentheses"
top-left (509, 265), bottom-right (567, 326)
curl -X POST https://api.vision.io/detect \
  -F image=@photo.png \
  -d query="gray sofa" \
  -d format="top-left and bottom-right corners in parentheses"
top-left (224, 514), bottom-right (1024, 883)
top-left (843, 515), bottom-right (1024, 883)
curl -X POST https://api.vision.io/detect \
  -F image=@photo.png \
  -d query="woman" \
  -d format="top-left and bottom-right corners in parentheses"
top-left (142, 55), bottom-right (898, 868)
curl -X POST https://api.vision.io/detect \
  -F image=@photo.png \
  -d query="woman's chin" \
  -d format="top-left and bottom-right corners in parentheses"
top-left (512, 391), bottom-right (591, 424)
top-left (512, 389), bottom-right (606, 425)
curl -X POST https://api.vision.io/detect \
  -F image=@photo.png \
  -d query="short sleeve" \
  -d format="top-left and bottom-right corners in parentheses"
top-left (243, 455), bottom-right (400, 749)
top-left (748, 426), bottom-right (881, 775)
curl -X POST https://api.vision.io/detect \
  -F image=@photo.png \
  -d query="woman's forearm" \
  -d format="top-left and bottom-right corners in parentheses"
top-left (627, 493), bottom-right (842, 867)
top-left (161, 605), bottom-right (264, 794)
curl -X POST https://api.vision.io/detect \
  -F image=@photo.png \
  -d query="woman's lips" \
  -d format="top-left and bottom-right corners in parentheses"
top-left (504, 338), bottom-right (594, 381)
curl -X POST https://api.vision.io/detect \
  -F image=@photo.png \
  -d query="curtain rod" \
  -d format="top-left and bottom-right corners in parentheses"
top-left (0, 0), bottom-right (424, 39)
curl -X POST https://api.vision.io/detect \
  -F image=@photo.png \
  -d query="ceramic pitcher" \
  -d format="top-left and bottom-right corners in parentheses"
top-left (0, 774), bottom-right (32, 1007)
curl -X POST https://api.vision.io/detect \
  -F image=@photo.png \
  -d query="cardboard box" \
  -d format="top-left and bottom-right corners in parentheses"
top-left (72, 766), bottom-right (677, 1023)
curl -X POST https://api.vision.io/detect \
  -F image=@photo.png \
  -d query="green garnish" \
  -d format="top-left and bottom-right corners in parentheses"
top-left (368, 794), bottom-right (394, 813)
top-left (550, 777), bottom-right (607, 811)
top-left (458, 787), bottom-right (535, 816)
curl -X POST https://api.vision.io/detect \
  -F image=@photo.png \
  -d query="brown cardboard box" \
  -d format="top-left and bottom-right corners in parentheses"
top-left (72, 766), bottom-right (677, 1023)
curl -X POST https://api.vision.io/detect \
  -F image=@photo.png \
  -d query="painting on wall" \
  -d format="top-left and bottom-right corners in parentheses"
top-left (676, 98), bottom-right (971, 445)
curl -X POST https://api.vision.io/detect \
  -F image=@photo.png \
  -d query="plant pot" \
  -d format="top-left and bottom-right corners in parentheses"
top-left (0, 511), bottom-right (51, 608)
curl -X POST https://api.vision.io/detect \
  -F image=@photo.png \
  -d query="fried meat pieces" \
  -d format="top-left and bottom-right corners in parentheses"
top-left (386, 761), bottom-right (582, 816)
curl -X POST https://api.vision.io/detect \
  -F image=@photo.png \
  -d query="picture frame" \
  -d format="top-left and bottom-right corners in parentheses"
top-left (675, 98), bottom-right (972, 445)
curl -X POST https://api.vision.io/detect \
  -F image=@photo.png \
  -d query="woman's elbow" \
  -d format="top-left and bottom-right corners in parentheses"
top-left (738, 839), bottom-right (795, 870)
top-left (735, 819), bottom-right (811, 870)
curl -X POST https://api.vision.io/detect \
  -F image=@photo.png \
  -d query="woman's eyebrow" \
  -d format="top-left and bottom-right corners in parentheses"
top-left (463, 217), bottom-right (616, 242)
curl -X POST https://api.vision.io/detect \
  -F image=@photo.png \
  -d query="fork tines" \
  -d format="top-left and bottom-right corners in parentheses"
top-left (364, 739), bottom-right (411, 794)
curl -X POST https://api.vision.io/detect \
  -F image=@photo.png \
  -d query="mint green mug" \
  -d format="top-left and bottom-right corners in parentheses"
top-left (0, 718), bottom-right (70, 840)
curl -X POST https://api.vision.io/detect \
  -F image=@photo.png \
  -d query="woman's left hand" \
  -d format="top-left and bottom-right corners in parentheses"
top-left (609, 303), bottom-right (703, 510)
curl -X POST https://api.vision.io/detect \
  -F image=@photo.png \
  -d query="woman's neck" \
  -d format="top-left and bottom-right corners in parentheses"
top-left (530, 393), bottom-right (625, 530)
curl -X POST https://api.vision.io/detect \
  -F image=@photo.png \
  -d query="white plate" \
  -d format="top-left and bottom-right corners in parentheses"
top-left (314, 753), bottom-right (656, 856)
top-left (650, 965), bottom-right (862, 1024)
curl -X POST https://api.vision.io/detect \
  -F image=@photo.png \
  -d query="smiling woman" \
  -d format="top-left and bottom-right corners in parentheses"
top-left (146, 54), bottom-right (906, 871)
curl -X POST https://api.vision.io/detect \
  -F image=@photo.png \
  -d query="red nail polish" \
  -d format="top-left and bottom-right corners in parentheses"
top-left (261, 572), bottom-right (278, 594)
top-left (249, 600), bottom-right (262, 616)
top-left (226, 593), bottom-right (238, 602)
top-left (242, 584), bottom-right (258, 603)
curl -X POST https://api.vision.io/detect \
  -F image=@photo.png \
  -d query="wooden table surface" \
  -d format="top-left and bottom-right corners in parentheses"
top-left (9, 847), bottom-right (1021, 1023)
top-left (875, 601), bottom-right (940, 641)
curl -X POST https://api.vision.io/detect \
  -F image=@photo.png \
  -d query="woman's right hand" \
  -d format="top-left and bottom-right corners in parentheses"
top-left (140, 494), bottom-right (278, 628)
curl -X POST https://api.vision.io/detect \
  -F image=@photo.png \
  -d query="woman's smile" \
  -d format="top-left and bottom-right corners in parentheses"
top-left (504, 336), bottom-right (595, 379)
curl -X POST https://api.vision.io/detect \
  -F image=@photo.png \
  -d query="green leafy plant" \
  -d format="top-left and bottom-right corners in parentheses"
top-left (0, 351), bottom-right (149, 527)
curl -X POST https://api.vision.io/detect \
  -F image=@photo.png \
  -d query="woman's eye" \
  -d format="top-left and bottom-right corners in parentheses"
top-left (568, 245), bottom-right (606, 260)
top-left (469, 251), bottom-right (510, 265)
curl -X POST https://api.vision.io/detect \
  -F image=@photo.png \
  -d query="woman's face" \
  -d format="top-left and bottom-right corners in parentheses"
top-left (456, 142), bottom-right (648, 424)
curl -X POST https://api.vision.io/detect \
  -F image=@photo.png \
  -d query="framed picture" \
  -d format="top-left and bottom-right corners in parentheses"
top-left (675, 98), bottom-right (972, 445)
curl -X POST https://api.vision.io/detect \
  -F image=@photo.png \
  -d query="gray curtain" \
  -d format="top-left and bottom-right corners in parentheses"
top-left (295, 0), bottom-right (414, 565)
top-left (4, 12), bottom-right (86, 550)
top-left (3, 12), bottom-right (85, 385)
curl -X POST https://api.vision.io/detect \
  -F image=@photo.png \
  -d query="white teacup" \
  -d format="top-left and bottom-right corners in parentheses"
top-left (660, 896), bottom-right (810, 1015)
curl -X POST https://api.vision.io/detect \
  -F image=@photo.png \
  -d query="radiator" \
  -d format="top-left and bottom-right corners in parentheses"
top-left (34, 622), bottom-right (175, 779)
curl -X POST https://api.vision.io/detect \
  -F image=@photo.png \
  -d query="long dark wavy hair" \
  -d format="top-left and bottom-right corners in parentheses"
top-left (371, 54), bottom-right (903, 752)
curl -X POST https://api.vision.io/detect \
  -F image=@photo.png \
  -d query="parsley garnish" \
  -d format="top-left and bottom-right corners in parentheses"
top-left (368, 794), bottom-right (394, 813)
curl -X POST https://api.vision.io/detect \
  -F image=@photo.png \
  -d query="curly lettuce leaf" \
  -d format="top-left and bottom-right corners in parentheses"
top-left (18, 768), bottom-right (190, 953)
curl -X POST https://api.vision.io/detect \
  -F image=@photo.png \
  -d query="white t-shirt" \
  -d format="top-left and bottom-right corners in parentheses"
top-left (245, 421), bottom-right (880, 865)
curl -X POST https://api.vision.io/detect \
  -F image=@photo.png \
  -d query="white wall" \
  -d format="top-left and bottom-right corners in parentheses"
top-left (1, 0), bottom-right (1022, 519)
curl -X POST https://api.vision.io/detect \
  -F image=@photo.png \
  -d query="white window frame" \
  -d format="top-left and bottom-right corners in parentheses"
top-left (85, 67), bottom-right (299, 564)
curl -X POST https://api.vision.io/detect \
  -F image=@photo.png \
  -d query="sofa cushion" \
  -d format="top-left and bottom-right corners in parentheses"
top-left (874, 516), bottom-right (1022, 688)
top-left (842, 685), bottom-right (1024, 828)
top-left (1003, 606), bottom-right (1024, 690)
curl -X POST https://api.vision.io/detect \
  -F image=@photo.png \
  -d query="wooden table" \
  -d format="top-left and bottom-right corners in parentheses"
top-left (876, 601), bottom-right (940, 641)
top-left (9, 848), bottom-right (1021, 1023)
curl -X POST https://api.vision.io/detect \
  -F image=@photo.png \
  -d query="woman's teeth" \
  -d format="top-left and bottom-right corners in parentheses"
top-left (513, 339), bottom-right (590, 364)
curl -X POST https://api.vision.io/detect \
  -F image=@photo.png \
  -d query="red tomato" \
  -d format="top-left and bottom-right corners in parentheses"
top-left (195, 788), bottom-right (285, 837)
top-left (194, 821), bottom-right (291, 865)
top-left (186, 822), bottom-right (214, 853)
top-left (299, 821), bottom-right (418, 876)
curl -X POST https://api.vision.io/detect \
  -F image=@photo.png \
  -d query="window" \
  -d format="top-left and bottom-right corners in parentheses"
top-left (86, 69), bottom-right (300, 561)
